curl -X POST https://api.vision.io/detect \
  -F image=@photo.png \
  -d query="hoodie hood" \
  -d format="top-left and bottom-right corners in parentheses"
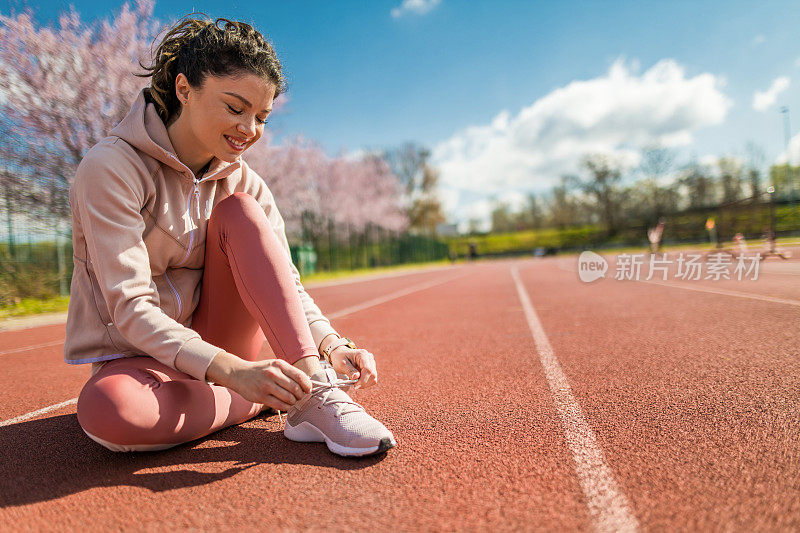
top-left (109, 88), bottom-right (240, 181)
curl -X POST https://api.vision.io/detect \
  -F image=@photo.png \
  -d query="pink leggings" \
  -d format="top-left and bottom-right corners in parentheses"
top-left (76, 192), bottom-right (320, 452)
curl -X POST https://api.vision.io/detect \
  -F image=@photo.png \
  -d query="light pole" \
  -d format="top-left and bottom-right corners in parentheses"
top-left (768, 185), bottom-right (776, 248)
top-left (781, 106), bottom-right (795, 202)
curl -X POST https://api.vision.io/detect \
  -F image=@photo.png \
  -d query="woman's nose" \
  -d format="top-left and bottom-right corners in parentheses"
top-left (238, 118), bottom-right (256, 137)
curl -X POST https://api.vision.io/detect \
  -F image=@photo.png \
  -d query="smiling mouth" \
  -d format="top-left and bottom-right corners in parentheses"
top-left (224, 135), bottom-right (248, 151)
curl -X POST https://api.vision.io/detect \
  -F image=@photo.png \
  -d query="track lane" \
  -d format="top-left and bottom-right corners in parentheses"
top-left (0, 259), bottom-right (593, 531)
top-left (0, 324), bottom-right (65, 353)
top-left (512, 266), bottom-right (638, 532)
top-left (0, 266), bottom-right (467, 421)
top-left (0, 345), bottom-right (87, 421)
top-left (559, 250), bottom-right (800, 302)
top-left (522, 257), bottom-right (800, 530)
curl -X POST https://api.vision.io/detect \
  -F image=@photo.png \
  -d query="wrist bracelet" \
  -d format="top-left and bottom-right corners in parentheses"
top-left (321, 337), bottom-right (357, 363)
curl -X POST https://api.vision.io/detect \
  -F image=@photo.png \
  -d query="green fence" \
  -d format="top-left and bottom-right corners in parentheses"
top-left (0, 240), bottom-right (74, 305)
top-left (291, 231), bottom-right (450, 277)
top-left (0, 231), bottom-right (451, 303)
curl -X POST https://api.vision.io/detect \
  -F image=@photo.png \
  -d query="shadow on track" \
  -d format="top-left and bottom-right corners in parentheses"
top-left (0, 412), bottom-right (387, 507)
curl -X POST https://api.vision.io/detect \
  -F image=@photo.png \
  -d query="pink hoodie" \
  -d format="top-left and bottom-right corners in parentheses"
top-left (63, 88), bottom-right (339, 382)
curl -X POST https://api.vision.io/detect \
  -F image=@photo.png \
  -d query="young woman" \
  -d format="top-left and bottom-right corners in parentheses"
top-left (64, 16), bottom-right (395, 457)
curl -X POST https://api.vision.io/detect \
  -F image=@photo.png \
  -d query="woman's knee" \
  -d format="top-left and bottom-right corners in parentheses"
top-left (77, 370), bottom-right (162, 449)
top-left (212, 192), bottom-right (263, 222)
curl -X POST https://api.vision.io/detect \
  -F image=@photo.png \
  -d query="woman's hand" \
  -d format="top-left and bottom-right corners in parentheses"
top-left (207, 350), bottom-right (312, 411)
top-left (329, 346), bottom-right (378, 390)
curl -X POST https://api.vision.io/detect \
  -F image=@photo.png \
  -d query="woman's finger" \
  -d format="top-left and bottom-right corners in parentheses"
top-left (263, 395), bottom-right (293, 412)
top-left (264, 363), bottom-right (307, 402)
top-left (354, 350), bottom-right (377, 389)
top-left (275, 360), bottom-right (312, 393)
top-left (342, 356), bottom-right (360, 381)
top-left (266, 379), bottom-right (300, 405)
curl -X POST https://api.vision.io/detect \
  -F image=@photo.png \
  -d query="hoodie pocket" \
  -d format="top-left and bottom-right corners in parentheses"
top-left (85, 264), bottom-right (128, 352)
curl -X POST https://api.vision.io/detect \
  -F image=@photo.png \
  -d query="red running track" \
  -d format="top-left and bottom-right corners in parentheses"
top-left (0, 257), bottom-right (797, 531)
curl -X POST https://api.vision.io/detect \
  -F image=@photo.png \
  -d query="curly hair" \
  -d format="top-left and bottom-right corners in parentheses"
top-left (138, 14), bottom-right (287, 124)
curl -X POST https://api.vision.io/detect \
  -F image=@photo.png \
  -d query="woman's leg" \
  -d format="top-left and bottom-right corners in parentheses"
top-left (190, 191), bottom-right (319, 365)
top-left (77, 356), bottom-right (264, 451)
top-left (77, 192), bottom-right (320, 451)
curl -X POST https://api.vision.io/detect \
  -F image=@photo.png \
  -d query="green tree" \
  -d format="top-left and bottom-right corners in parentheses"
top-left (569, 155), bottom-right (623, 236)
top-left (548, 177), bottom-right (582, 229)
top-left (490, 200), bottom-right (514, 233)
top-left (520, 192), bottom-right (544, 229)
top-left (384, 143), bottom-right (446, 235)
top-left (768, 163), bottom-right (799, 200)
top-left (746, 142), bottom-right (765, 200)
top-left (718, 157), bottom-right (744, 203)
top-left (678, 162), bottom-right (717, 209)
top-left (467, 217), bottom-right (484, 235)
top-left (638, 145), bottom-right (678, 222)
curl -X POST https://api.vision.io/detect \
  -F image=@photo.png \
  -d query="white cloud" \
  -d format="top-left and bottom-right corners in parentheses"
top-left (753, 76), bottom-right (790, 111)
top-left (775, 132), bottom-right (800, 165)
top-left (699, 155), bottom-right (744, 176)
top-left (459, 198), bottom-right (494, 233)
top-left (391, 0), bottom-right (441, 18)
top-left (436, 186), bottom-right (460, 215)
top-left (699, 154), bottom-right (719, 167)
top-left (493, 190), bottom-right (529, 211)
top-left (752, 35), bottom-right (765, 46)
top-left (341, 148), bottom-right (381, 161)
top-left (431, 58), bottom-right (731, 230)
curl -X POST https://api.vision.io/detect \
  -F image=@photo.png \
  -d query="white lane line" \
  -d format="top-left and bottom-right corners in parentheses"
top-left (0, 339), bottom-right (63, 356)
top-left (556, 259), bottom-right (800, 308)
top-left (0, 271), bottom-right (468, 427)
top-left (759, 269), bottom-right (800, 277)
top-left (640, 279), bottom-right (800, 307)
top-left (0, 271), bottom-right (467, 355)
top-left (305, 264), bottom-right (461, 289)
top-left (511, 266), bottom-right (639, 533)
top-left (0, 398), bottom-right (78, 427)
top-left (326, 273), bottom-right (465, 319)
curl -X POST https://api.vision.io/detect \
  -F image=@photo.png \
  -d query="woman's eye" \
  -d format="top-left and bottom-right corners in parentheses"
top-left (226, 104), bottom-right (242, 114)
top-left (257, 117), bottom-right (269, 125)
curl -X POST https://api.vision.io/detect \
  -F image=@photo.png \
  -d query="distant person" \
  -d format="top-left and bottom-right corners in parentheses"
top-left (761, 229), bottom-right (791, 260)
top-left (647, 219), bottom-right (665, 253)
top-left (65, 16), bottom-right (394, 456)
top-left (733, 232), bottom-right (747, 255)
top-left (468, 241), bottom-right (478, 259)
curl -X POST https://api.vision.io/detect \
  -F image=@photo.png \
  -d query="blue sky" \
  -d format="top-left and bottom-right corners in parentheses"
top-left (5, 0), bottom-right (800, 231)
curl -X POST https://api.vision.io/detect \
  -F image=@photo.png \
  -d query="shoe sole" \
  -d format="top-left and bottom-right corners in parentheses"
top-left (284, 421), bottom-right (396, 457)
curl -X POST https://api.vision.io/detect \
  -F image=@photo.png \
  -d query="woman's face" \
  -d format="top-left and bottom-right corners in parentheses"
top-left (177, 72), bottom-right (275, 164)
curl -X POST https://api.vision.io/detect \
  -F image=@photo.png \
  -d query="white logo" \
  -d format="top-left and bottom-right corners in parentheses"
top-left (578, 251), bottom-right (607, 282)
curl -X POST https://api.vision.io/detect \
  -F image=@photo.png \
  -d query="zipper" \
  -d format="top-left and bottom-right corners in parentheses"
top-left (176, 176), bottom-right (210, 267)
top-left (163, 270), bottom-right (183, 319)
top-left (194, 184), bottom-right (201, 220)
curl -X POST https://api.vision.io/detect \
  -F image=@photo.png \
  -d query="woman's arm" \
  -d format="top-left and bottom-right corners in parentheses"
top-left (206, 349), bottom-right (311, 410)
top-left (71, 145), bottom-right (222, 382)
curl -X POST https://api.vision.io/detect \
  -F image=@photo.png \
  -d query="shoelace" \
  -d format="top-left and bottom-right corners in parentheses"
top-left (277, 377), bottom-right (361, 424)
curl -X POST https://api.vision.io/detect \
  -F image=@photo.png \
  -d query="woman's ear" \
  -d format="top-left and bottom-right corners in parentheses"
top-left (175, 73), bottom-right (191, 105)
